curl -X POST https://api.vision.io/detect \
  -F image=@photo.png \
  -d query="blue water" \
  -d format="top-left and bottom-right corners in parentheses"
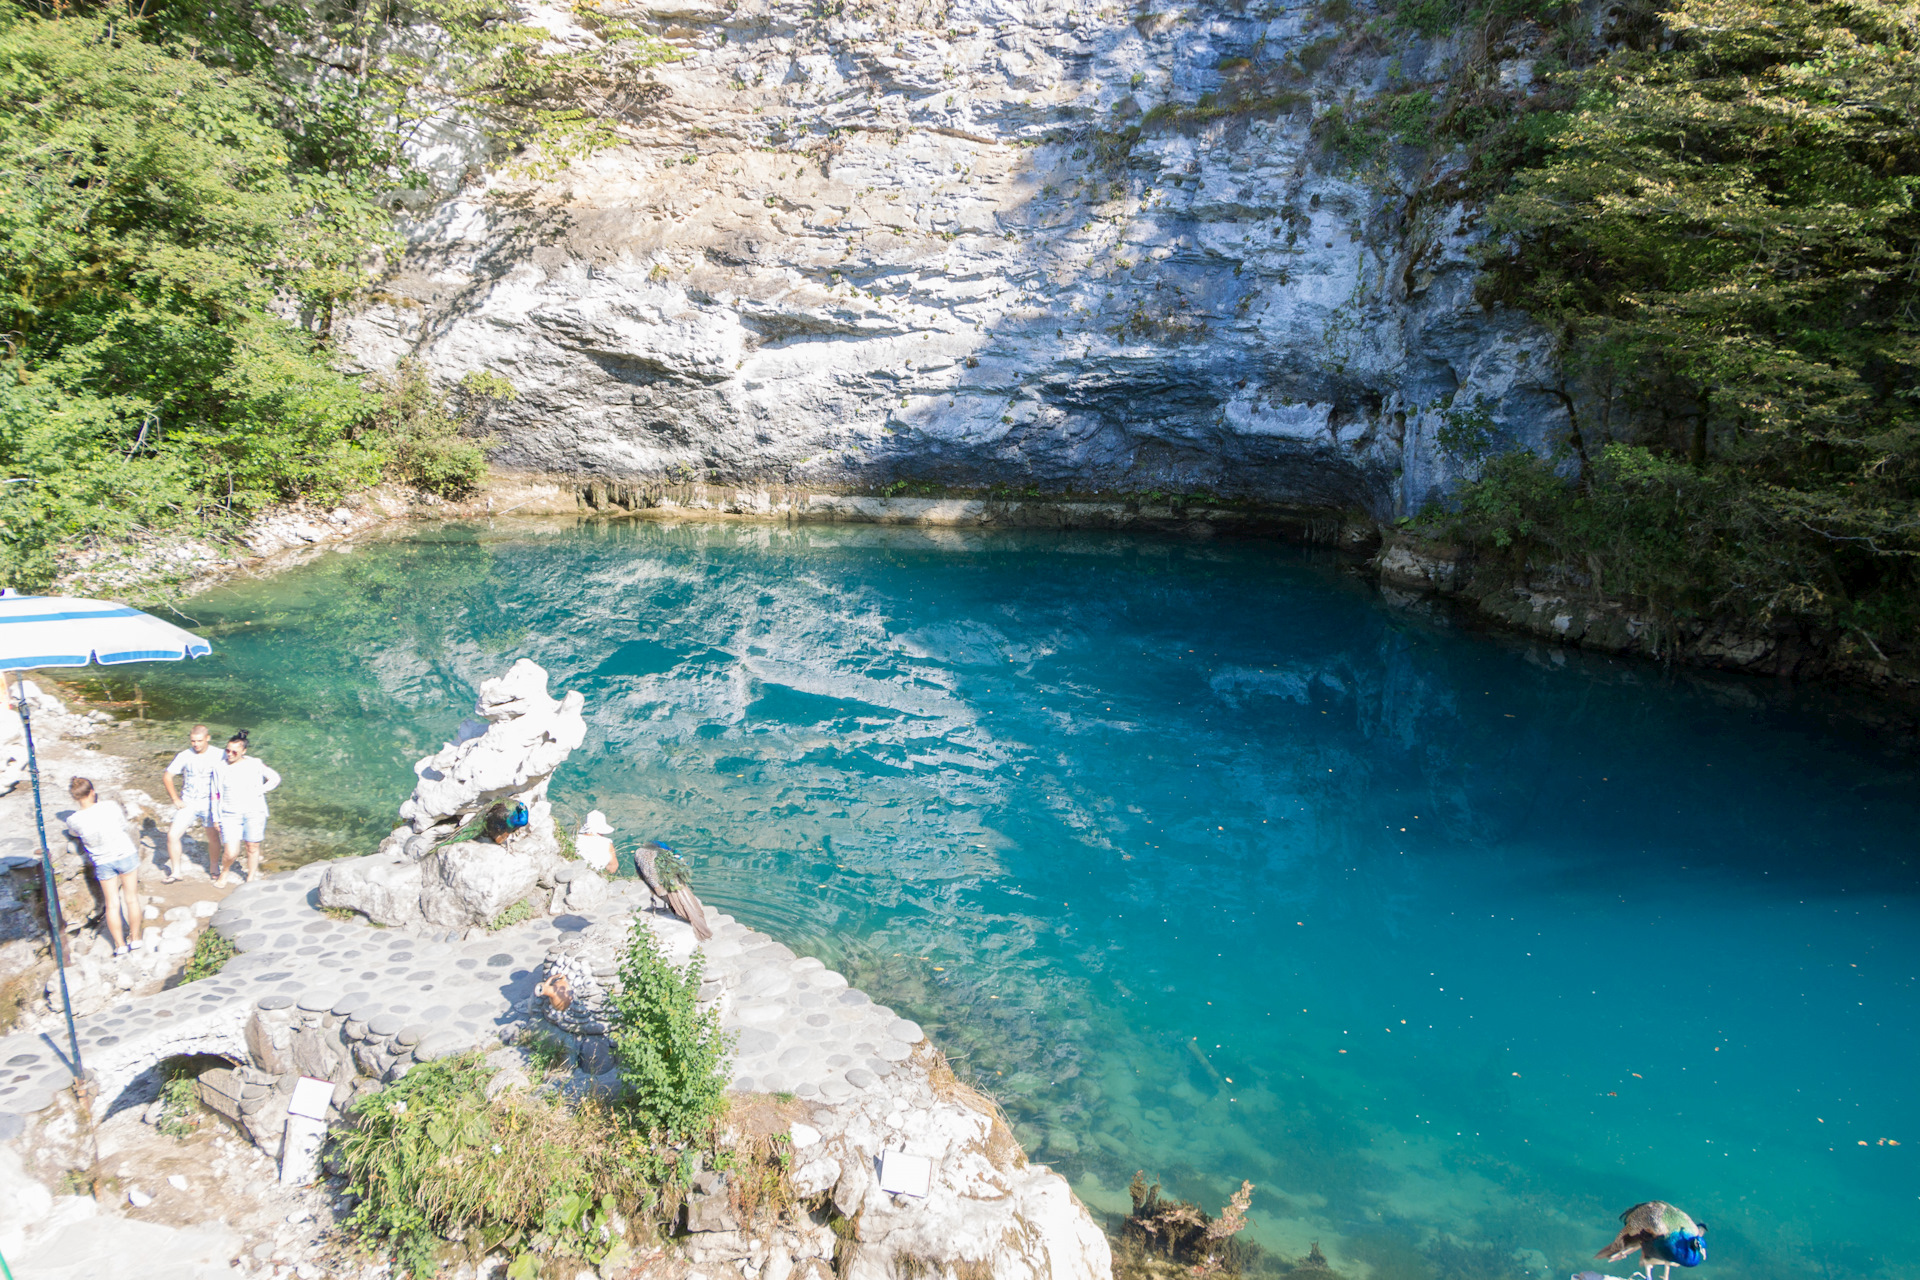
top-left (114, 521), bottom-right (1920, 1279)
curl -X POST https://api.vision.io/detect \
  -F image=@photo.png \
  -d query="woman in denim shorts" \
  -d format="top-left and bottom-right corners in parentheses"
top-left (65, 777), bottom-right (144, 957)
top-left (211, 730), bottom-right (280, 885)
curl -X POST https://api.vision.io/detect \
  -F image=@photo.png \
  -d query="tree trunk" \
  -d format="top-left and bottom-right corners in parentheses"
top-left (1689, 393), bottom-right (1711, 468)
top-left (1547, 385), bottom-right (1592, 493)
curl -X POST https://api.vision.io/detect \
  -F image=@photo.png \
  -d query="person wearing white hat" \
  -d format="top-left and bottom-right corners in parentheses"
top-left (576, 810), bottom-right (618, 874)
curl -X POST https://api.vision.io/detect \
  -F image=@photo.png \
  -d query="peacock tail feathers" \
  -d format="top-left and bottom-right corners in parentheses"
top-left (667, 887), bottom-right (712, 940)
top-left (632, 840), bottom-right (692, 896)
top-left (651, 842), bottom-right (692, 891)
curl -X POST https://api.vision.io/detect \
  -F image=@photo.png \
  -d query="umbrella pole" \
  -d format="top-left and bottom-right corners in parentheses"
top-left (13, 686), bottom-right (84, 1080)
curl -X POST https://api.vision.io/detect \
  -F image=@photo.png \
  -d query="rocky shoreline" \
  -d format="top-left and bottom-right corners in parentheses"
top-left (52, 468), bottom-right (1387, 609)
top-left (0, 664), bottom-right (1110, 1280)
top-left (1372, 531), bottom-right (1920, 710)
top-left (59, 470), bottom-right (1920, 714)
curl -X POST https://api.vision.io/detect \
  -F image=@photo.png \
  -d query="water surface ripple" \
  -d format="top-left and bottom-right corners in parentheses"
top-left (122, 522), bottom-right (1920, 1280)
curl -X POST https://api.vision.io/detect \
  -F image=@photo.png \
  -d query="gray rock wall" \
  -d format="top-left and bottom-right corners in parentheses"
top-left (338, 0), bottom-right (1566, 519)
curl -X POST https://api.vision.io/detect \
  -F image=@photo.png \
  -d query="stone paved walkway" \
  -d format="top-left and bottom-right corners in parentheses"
top-left (0, 858), bottom-right (924, 1130)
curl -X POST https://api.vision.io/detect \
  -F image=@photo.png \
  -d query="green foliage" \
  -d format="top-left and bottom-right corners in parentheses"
top-left (1434, 396), bottom-right (1501, 466)
top-left (1388, 0), bottom-right (1572, 37)
top-left (0, 0), bottom-right (669, 587)
top-left (0, 8), bottom-right (385, 587)
top-left (181, 927), bottom-right (235, 983)
top-left (459, 370), bottom-right (519, 403)
top-left (523, 1029), bottom-right (573, 1074)
top-left (1453, 0), bottom-right (1920, 639)
top-left (487, 897), bottom-right (536, 932)
top-left (370, 361), bottom-right (502, 498)
top-left (155, 1065), bottom-right (202, 1138)
top-left (1318, 89), bottom-right (1437, 166)
top-left (121, 0), bottom-right (679, 192)
top-left (1435, 445), bottom-right (1749, 621)
top-left (608, 917), bottom-right (735, 1141)
top-left (331, 1054), bottom-right (661, 1276)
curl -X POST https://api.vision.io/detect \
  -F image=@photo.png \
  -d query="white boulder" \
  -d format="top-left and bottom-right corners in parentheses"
top-left (419, 840), bottom-right (541, 930)
top-left (316, 855), bottom-right (426, 928)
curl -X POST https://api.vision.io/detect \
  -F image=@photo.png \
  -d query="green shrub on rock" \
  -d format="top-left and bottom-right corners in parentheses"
top-left (331, 1053), bottom-right (654, 1277)
top-left (366, 361), bottom-right (500, 499)
top-left (609, 917), bottom-right (735, 1141)
top-left (486, 898), bottom-right (536, 932)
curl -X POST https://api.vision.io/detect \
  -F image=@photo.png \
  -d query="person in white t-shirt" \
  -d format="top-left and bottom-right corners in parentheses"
top-left (162, 724), bottom-right (222, 883)
top-left (65, 776), bottom-right (143, 956)
top-left (210, 729), bottom-right (280, 885)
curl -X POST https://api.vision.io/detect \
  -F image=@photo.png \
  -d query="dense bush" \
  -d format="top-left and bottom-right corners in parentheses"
top-left (0, 8), bottom-right (384, 587)
top-left (610, 918), bottom-right (736, 1141)
top-left (331, 926), bottom-right (743, 1274)
top-left (372, 364), bottom-right (515, 498)
top-left (331, 1054), bottom-right (661, 1278)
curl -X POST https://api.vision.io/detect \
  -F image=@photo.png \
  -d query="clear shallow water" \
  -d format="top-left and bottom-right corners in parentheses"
top-left (111, 521), bottom-right (1919, 1280)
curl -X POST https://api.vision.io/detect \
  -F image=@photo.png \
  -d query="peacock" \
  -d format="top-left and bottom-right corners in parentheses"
top-left (633, 840), bottom-right (712, 940)
top-left (1596, 1201), bottom-right (1707, 1280)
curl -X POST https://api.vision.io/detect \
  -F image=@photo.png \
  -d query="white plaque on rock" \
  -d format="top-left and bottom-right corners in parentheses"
top-left (877, 1150), bottom-right (932, 1198)
top-left (288, 1075), bottom-right (333, 1121)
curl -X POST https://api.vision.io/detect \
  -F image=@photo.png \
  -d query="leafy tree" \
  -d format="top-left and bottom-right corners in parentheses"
top-left (371, 361), bottom-right (515, 497)
top-left (126, 0), bottom-right (676, 193)
top-left (0, 8), bottom-right (384, 586)
top-left (1456, 0), bottom-right (1920, 640)
top-left (0, 0), bottom-right (669, 589)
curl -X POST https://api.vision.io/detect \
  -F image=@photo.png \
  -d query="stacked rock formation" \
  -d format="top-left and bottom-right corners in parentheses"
top-left (318, 659), bottom-right (589, 934)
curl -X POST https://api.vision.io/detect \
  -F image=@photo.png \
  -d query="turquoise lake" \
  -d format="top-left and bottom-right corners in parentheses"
top-left (112, 520), bottom-right (1919, 1279)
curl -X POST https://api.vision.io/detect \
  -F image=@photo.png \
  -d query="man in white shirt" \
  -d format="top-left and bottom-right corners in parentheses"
top-left (162, 724), bottom-right (222, 883)
top-left (65, 776), bottom-right (143, 956)
top-left (211, 730), bottom-right (281, 885)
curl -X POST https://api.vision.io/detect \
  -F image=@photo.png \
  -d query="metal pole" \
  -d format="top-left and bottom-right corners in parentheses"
top-left (14, 685), bottom-right (83, 1079)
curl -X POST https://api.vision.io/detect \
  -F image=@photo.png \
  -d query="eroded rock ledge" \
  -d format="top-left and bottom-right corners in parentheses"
top-left (338, 0), bottom-right (1567, 520)
top-left (1374, 531), bottom-right (1920, 696)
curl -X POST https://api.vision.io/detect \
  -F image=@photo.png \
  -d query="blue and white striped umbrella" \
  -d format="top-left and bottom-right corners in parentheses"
top-left (0, 592), bottom-right (211, 670)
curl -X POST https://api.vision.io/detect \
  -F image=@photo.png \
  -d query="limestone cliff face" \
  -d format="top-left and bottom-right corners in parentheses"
top-left (340, 0), bottom-right (1564, 519)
